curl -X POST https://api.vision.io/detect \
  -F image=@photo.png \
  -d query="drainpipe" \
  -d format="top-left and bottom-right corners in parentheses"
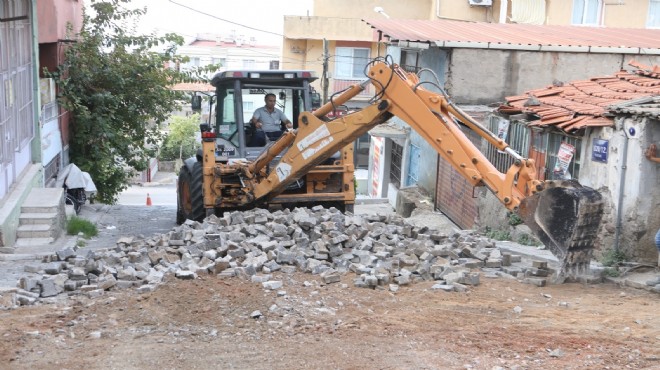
top-left (400, 135), bottom-right (411, 188)
top-left (613, 123), bottom-right (629, 253)
top-left (499, 0), bottom-right (508, 23)
top-left (29, 0), bottom-right (43, 167)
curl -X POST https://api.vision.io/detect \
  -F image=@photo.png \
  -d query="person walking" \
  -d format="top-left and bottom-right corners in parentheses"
top-left (644, 144), bottom-right (660, 289)
top-left (656, 228), bottom-right (660, 264)
top-left (645, 144), bottom-right (660, 266)
top-left (249, 93), bottom-right (292, 146)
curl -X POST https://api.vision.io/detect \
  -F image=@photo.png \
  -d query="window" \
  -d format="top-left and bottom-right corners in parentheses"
top-left (406, 144), bottom-right (420, 186)
top-left (400, 50), bottom-right (420, 73)
top-left (389, 141), bottom-right (403, 188)
top-left (572, 0), bottom-right (603, 25)
top-left (242, 59), bottom-right (255, 69)
top-left (242, 101), bottom-right (253, 111)
top-left (648, 0), bottom-right (660, 28)
top-left (354, 133), bottom-right (371, 169)
top-left (334, 47), bottom-right (370, 79)
top-left (216, 88), bottom-right (238, 147)
top-left (211, 57), bottom-right (225, 67)
top-left (545, 134), bottom-right (582, 180)
top-left (484, 116), bottom-right (529, 174)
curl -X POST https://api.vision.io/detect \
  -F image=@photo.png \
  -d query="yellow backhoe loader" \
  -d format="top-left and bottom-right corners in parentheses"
top-left (177, 57), bottom-right (603, 277)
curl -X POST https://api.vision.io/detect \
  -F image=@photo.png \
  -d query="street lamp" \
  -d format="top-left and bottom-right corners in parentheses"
top-left (374, 6), bottom-right (390, 19)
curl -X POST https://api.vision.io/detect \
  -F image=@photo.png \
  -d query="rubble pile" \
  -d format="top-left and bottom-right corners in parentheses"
top-left (1, 206), bottom-right (556, 309)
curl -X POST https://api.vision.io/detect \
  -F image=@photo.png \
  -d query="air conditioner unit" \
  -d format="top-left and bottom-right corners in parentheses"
top-left (468, 0), bottom-right (493, 6)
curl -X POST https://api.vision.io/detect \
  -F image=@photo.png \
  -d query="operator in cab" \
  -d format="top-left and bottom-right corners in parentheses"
top-left (249, 93), bottom-right (292, 146)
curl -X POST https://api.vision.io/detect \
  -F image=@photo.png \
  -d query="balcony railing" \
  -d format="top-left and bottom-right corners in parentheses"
top-left (332, 78), bottom-right (373, 100)
top-left (401, 64), bottom-right (421, 74)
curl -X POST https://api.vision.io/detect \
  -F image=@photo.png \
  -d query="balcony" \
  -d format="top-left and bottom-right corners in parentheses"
top-left (283, 16), bottom-right (373, 42)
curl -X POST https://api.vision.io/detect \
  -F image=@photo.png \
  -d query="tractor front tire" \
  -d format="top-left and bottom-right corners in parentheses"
top-left (176, 162), bottom-right (205, 224)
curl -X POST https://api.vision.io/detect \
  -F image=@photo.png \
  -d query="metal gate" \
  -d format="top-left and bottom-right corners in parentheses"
top-left (434, 126), bottom-right (482, 230)
top-left (0, 0), bottom-right (34, 198)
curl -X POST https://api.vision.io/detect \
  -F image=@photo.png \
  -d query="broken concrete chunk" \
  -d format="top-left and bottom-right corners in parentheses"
top-left (522, 277), bottom-right (547, 287)
top-left (44, 262), bottom-right (64, 275)
top-left (39, 278), bottom-right (64, 298)
top-left (262, 281), bottom-right (283, 290)
top-left (175, 270), bottom-right (197, 280)
top-left (321, 269), bottom-right (341, 284)
top-left (431, 283), bottom-right (454, 292)
top-left (56, 247), bottom-right (77, 261)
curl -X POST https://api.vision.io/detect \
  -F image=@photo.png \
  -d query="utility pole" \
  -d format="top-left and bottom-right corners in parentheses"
top-left (322, 38), bottom-right (329, 104)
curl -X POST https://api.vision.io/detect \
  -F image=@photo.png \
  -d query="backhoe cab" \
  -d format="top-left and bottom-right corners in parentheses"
top-left (176, 69), bottom-right (356, 224)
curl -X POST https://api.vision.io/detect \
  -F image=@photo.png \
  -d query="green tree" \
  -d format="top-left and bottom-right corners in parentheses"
top-left (159, 114), bottom-right (202, 161)
top-left (48, 0), bottom-right (215, 203)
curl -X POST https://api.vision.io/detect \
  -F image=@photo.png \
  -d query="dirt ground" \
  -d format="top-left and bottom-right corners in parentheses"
top-left (2, 195), bottom-right (658, 369)
top-left (1, 270), bottom-right (658, 370)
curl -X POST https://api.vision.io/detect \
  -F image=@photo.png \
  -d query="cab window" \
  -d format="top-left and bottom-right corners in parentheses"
top-left (216, 88), bottom-right (239, 147)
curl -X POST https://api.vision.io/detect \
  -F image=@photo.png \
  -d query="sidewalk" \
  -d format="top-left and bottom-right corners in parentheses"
top-left (0, 170), bottom-right (179, 261)
top-left (496, 240), bottom-right (660, 292)
top-left (0, 203), bottom-right (114, 261)
top-left (141, 171), bottom-right (178, 187)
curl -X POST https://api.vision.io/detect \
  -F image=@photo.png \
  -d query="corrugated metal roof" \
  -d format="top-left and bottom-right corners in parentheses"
top-left (499, 61), bottom-right (660, 132)
top-left (609, 96), bottom-right (660, 120)
top-left (363, 19), bottom-right (660, 54)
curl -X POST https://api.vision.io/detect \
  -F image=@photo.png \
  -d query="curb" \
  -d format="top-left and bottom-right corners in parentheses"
top-left (0, 253), bottom-right (48, 261)
top-left (355, 197), bottom-right (389, 205)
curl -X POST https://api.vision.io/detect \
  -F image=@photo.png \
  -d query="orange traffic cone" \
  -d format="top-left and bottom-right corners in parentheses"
top-left (146, 193), bottom-right (152, 206)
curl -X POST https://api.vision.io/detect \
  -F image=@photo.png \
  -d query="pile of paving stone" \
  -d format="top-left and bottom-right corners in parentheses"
top-left (0, 206), bottom-right (555, 309)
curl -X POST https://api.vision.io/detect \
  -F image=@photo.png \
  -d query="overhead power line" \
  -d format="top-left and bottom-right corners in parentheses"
top-left (168, 0), bottom-right (283, 37)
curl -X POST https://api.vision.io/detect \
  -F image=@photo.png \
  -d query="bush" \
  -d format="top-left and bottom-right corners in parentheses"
top-left (603, 267), bottom-right (621, 278)
top-left (67, 216), bottom-right (98, 239)
top-left (507, 212), bottom-right (523, 226)
top-left (485, 228), bottom-right (511, 241)
top-left (601, 249), bottom-right (627, 267)
top-left (517, 233), bottom-right (541, 246)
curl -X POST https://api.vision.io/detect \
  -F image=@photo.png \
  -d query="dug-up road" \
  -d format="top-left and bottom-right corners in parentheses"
top-left (0, 185), bottom-right (659, 369)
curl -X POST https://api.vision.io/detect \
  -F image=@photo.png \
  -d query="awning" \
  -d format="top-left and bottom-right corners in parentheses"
top-left (369, 123), bottom-right (408, 139)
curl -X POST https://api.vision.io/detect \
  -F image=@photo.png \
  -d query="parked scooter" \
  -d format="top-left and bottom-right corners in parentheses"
top-left (55, 164), bottom-right (97, 214)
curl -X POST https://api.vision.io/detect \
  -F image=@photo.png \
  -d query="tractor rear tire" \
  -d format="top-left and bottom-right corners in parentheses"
top-left (176, 162), bottom-right (205, 224)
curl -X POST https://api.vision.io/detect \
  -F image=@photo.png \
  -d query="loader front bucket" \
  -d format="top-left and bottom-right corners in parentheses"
top-left (517, 180), bottom-right (604, 279)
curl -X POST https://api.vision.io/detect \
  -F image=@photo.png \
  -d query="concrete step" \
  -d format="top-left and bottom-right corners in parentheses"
top-left (19, 212), bottom-right (59, 226)
top-left (21, 188), bottom-right (64, 214)
top-left (17, 224), bottom-right (56, 239)
top-left (21, 204), bottom-right (61, 214)
top-left (14, 237), bottom-right (56, 247)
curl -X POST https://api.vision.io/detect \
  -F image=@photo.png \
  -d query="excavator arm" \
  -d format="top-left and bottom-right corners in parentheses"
top-left (202, 60), bottom-right (604, 278)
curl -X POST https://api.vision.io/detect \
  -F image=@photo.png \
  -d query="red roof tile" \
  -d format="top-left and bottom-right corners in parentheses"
top-left (188, 40), bottom-right (275, 49)
top-left (499, 60), bottom-right (660, 133)
top-left (170, 82), bottom-right (215, 92)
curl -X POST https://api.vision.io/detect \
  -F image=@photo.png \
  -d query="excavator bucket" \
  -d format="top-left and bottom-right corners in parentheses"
top-left (517, 180), bottom-right (604, 279)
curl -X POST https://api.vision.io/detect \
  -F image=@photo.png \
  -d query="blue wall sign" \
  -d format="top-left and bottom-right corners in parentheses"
top-left (592, 139), bottom-right (608, 163)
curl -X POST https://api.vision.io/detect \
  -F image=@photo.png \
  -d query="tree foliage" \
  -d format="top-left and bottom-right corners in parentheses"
top-left (48, 0), bottom-right (216, 203)
top-left (159, 114), bottom-right (202, 161)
